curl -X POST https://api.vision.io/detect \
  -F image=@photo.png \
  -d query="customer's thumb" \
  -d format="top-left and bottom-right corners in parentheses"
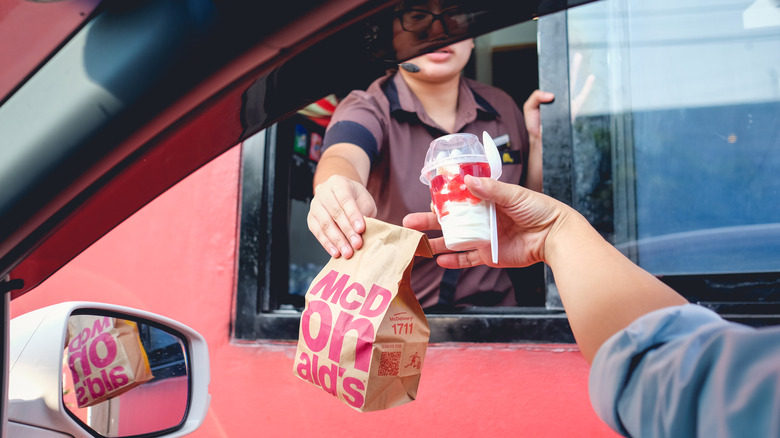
top-left (464, 175), bottom-right (498, 201)
top-left (465, 175), bottom-right (525, 210)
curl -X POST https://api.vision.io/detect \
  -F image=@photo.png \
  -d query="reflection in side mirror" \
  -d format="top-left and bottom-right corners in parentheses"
top-left (62, 314), bottom-right (189, 437)
top-left (9, 302), bottom-right (209, 437)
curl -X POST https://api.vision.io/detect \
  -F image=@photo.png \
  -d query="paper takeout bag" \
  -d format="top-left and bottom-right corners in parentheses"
top-left (66, 315), bottom-right (155, 408)
top-left (293, 217), bottom-right (433, 412)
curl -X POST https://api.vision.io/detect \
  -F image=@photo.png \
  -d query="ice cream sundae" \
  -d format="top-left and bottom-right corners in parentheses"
top-left (420, 134), bottom-right (492, 251)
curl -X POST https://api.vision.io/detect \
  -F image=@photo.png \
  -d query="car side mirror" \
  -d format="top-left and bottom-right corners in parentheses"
top-left (9, 302), bottom-right (210, 438)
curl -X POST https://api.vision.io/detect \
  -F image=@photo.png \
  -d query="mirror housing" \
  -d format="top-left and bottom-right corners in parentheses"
top-left (8, 302), bottom-right (210, 437)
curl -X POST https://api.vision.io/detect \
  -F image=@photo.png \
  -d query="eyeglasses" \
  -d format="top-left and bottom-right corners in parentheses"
top-left (397, 7), bottom-right (470, 35)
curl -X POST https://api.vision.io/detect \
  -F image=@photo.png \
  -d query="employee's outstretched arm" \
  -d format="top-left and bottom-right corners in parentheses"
top-left (308, 143), bottom-right (376, 259)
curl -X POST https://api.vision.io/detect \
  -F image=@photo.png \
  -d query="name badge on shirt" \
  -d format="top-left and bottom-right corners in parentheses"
top-left (493, 134), bottom-right (521, 165)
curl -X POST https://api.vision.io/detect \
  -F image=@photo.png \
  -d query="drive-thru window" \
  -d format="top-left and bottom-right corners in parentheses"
top-left (232, 0), bottom-right (780, 343)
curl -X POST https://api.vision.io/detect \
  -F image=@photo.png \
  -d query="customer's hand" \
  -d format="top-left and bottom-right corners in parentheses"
top-left (403, 175), bottom-right (568, 269)
top-left (308, 174), bottom-right (377, 259)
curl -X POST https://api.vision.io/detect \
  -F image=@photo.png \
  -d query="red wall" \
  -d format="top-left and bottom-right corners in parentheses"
top-left (10, 145), bottom-right (618, 437)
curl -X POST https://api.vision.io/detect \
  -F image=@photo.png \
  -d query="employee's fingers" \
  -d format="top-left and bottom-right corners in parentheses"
top-left (352, 186), bottom-right (378, 225)
top-left (309, 178), bottom-right (377, 259)
top-left (523, 89), bottom-right (555, 111)
top-left (307, 199), bottom-right (352, 258)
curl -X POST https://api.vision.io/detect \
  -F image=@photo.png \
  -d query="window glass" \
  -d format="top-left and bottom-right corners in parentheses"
top-left (568, 0), bottom-right (780, 275)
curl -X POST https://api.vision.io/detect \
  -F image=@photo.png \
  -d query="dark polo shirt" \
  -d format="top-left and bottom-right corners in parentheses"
top-left (323, 71), bottom-right (530, 309)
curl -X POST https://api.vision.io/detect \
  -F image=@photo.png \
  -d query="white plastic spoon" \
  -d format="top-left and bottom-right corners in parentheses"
top-left (483, 131), bottom-right (501, 264)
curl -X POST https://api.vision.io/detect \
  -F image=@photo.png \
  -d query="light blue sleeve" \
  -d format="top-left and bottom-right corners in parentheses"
top-left (589, 303), bottom-right (780, 438)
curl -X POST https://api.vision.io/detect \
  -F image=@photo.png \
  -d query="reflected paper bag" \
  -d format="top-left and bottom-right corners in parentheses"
top-left (66, 315), bottom-right (155, 408)
top-left (293, 217), bottom-right (433, 412)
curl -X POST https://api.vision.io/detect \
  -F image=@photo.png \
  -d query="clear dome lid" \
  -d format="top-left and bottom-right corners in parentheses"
top-left (420, 133), bottom-right (487, 185)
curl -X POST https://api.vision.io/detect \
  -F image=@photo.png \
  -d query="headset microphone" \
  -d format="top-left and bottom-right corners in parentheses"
top-left (399, 62), bottom-right (421, 73)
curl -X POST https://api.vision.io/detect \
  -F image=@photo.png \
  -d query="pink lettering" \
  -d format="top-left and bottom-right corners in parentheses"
top-left (100, 368), bottom-right (114, 391)
top-left (69, 329), bottom-right (90, 352)
top-left (296, 352), bottom-right (314, 383)
top-left (359, 284), bottom-right (392, 317)
top-left (328, 312), bottom-right (374, 372)
top-left (68, 346), bottom-right (91, 384)
top-left (301, 301), bottom-right (332, 352)
top-left (309, 270), bottom-right (349, 303)
top-left (296, 351), bottom-right (367, 408)
top-left (76, 386), bottom-right (88, 407)
top-left (109, 366), bottom-right (130, 388)
top-left (342, 377), bottom-right (365, 408)
top-left (311, 353), bottom-right (321, 386)
top-left (90, 317), bottom-right (112, 338)
top-left (318, 363), bottom-right (338, 396)
top-left (339, 283), bottom-right (365, 310)
top-left (89, 332), bottom-right (118, 368)
top-left (86, 376), bottom-right (106, 399)
top-left (69, 317), bottom-right (111, 352)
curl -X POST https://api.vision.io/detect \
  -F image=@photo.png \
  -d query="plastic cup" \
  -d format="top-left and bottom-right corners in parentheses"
top-left (420, 133), bottom-right (491, 251)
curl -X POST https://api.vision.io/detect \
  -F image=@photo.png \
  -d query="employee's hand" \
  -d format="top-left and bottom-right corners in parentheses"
top-left (523, 90), bottom-right (555, 148)
top-left (403, 175), bottom-right (567, 269)
top-left (308, 174), bottom-right (377, 259)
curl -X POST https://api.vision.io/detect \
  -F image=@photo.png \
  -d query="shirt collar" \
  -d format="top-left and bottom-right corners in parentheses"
top-left (383, 72), bottom-right (498, 130)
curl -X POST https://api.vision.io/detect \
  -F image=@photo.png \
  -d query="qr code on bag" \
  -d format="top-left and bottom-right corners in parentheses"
top-left (378, 351), bottom-right (401, 376)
